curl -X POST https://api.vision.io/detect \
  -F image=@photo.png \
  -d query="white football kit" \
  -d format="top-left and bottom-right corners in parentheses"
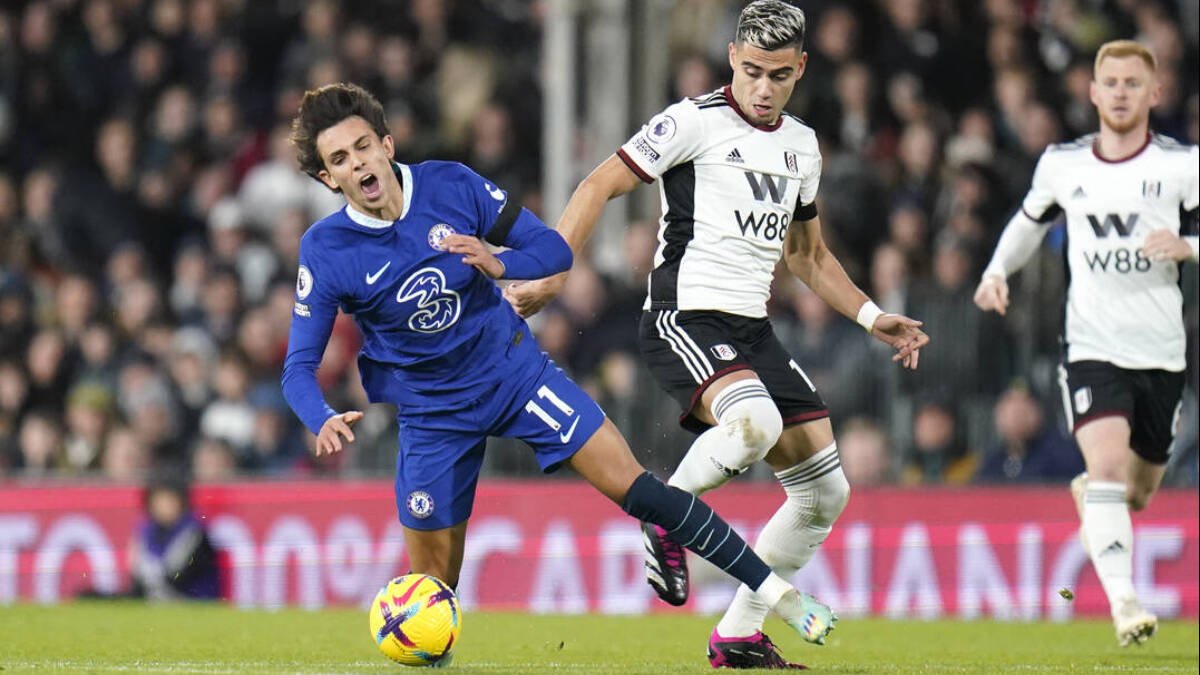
top-left (618, 86), bottom-right (822, 318)
top-left (988, 133), bottom-right (1200, 372)
top-left (619, 87), bottom-right (830, 432)
top-left (985, 135), bottom-right (1200, 648)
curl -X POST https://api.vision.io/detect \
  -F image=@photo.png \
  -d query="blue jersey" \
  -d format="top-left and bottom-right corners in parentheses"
top-left (282, 161), bottom-right (571, 434)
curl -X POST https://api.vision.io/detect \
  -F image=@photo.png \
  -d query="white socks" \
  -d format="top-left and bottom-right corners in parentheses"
top-left (1083, 480), bottom-right (1137, 613)
top-left (753, 572), bottom-right (794, 609)
top-left (718, 443), bottom-right (850, 637)
top-left (668, 380), bottom-right (782, 495)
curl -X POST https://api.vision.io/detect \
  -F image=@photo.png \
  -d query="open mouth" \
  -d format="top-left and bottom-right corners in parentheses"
top-left (752, 104), bottom-right (772, 117)
top-left (360, 173), bottom-right (381, 200)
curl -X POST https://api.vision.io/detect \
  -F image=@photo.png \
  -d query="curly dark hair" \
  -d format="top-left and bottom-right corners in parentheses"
top-left (289, 82), bottom-right (391, 183)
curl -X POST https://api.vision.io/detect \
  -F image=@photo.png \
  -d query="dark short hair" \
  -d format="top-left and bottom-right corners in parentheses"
top-left (736, 0), bottom-right (807, 51)
top-left (143, 472), bottom-right (190, 511)
top-left (290, 82), bottom-right (391, 181)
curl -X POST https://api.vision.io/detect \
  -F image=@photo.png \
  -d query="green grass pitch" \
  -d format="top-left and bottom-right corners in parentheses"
top-left (1, 602), bottom-right (1196, 673)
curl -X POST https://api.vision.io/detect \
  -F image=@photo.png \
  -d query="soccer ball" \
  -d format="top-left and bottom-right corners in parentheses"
top-left (369, 574), bottom-right (462, 667)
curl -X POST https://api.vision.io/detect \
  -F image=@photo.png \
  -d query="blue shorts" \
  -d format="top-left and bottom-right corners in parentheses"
top-left (394, 353), bottom-right (605, 530)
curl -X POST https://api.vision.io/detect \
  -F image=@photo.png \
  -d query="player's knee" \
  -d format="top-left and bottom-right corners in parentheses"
top-left (713, 381), bottom-right (782, 465)
top-left (1127, 488), bottom-right (1154, 512)
top-left (817, 467), bottom-right (851, 523)
top-left (784, 463), bottom-right (849, 526)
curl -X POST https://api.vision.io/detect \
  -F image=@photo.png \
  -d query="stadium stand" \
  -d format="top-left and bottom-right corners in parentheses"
top-left (0, 0), bottom-right (1194, 487)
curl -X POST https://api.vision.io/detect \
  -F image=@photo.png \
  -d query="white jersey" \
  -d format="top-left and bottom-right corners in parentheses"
top-left (1020, 133), bottom-right (1199, 371)
top-left (618, 87), bottom-right (821, 318)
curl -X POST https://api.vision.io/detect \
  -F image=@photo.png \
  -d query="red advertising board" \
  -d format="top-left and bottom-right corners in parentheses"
top-left (0, 480), bottom-right (1195, 620)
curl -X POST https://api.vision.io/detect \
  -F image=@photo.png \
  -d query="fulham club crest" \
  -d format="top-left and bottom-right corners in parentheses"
top-left (710, 344), bottom-right (738, 361)
top-left (1073, 387), bottom-right (1093, 415)
top-left (784, 151), bottom-right (798, 176)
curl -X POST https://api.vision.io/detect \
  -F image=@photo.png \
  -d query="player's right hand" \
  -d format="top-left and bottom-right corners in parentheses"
top-left (316, 411), bottom-right (364, 457)
top-left (973, 274), bottom-right (1009, 316)
top-left (504, 273), bottom-right (566, 318)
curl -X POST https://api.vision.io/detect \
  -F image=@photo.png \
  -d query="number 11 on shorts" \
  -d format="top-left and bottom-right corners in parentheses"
top-left (524, 385), bottom-right (576, 431)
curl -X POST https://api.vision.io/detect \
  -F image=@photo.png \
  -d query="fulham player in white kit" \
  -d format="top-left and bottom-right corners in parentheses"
top-left (509, 1), bottom-right (929, 667)
top-left (975, 40), bottom-right (1199, 647)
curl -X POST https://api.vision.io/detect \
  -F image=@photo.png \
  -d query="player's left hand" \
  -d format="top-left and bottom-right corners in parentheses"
top-left (316, 411), bottom-right (363, 457)
top-left (869, 313), bottom-right (929, 370)
top-left (504, 274), bottom-right (566, 318)
top-left (1141, 230), bottom-right (1192, 262)
top-left (443, 234), bottom-right (505, 278)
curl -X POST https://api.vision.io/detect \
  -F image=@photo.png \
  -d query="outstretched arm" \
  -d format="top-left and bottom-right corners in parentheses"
top-left (281, 254), bottom-right (361, 457)
top-left (555, 154), bottom-right (645, 254)
top-left (505, 154), bottom-right (642, 317)
top-left (976, 150), bottom-right (1059, 315)
top-left (281, 308), bottom-right (364, 457)
top-left (974, 210), bottom-right (1052, 316)
top-left (281, 313), bottom-right (364, 457)
top-left (784, 216), bottom-right (929, 369)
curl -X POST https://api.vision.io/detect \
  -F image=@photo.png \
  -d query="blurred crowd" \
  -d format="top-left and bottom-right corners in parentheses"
top-left (0, 0), bottom-right (1196, 488)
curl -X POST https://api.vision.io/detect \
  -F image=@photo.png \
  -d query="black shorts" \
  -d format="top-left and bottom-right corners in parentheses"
top-left (1059, 360), bottom-right (1185, 464)
top-left (637, 309), bottom-right (829, 434)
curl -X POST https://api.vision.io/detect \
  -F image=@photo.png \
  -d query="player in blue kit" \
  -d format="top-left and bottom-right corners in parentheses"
top-left (280, 83), bottom-right (836, 654)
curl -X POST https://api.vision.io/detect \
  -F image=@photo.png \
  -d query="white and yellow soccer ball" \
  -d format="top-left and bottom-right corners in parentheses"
top-left (369, 574), bottom-right (462, 667)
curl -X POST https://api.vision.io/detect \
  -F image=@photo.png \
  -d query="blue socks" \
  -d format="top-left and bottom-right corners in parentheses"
top-left (622, 471), bottom-right (770, 590)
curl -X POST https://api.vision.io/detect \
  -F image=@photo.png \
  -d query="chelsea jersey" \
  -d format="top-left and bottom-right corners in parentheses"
top-left (283, 161), bottom-right (536, 432)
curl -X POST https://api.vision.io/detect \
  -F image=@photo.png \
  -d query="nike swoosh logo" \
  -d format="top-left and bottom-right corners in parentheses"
top-left (697, 530), bottom-right (713, 552)
top-left (484, 183), bottom-right (505, 201)
top-left (365, 261), bottom-right (392, 285)
top-left (559, 416), bottom-right (581, 444)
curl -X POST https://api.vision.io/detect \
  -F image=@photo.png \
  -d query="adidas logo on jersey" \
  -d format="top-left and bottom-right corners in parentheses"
top-left (725, 148), bottom-right (744, 164)
top-left (1072, 186), bottom-right (1087, 199)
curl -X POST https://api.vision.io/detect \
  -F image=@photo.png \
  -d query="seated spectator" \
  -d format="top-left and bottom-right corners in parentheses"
top-left (207, 198), bottom-right (278, 305)
top-left (191, 436), bottom-right (238, 481)
top-left (129, 477), bottom-right (219, 600)
top-left (199, 350), bottom-right (256, 454)
top-left (168, 327), bottom-right (217, 439)
top-left (168, 242), bottom-right (210, 324)
top-left (101, 426), bottom-right (151, 482)
top-left (0, 360), bottom-right (30, 446)
top-left (0, 273), bottom-right (34, 361)
top-left (77, 322), bottom-right (120, 385)
top-left (64, 381), bottom-right (115, 472)
top-left (246, 403), bottom-right (305, 474)
top-left (25, 329), bottom-right (71, 413)
top-left (838, 416), bottom-right (894, 487)
top-left (902, 399), bottom-right (976, 485)
top-left (870, 242), bottom-right (909, 316)
top-left (236, 123), bottom-right (343, 233)
top-left (975, 384), bottom-right (1082, 484)
top-left (18, 409), bottom-right (65, 476)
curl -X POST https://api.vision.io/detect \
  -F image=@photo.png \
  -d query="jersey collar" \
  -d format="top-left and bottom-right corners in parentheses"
top-left (723, 85), bottom-right (784, 132)
top-left (1091, 132), bottom-right (1152, 164)
top-left (344, 162), bottom-right (414, 228)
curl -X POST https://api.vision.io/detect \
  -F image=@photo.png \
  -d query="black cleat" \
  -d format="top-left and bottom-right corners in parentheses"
top-left (641, 521), bottom-right (689, 606)
top-left (707, 629), bottom-right (808, 669)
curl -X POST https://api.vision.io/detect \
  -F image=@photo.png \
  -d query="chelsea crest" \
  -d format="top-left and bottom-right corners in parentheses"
top-left (427, 223), bottom-right (457, 251)
top-left (406, 490), bottom-right (435, 519)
